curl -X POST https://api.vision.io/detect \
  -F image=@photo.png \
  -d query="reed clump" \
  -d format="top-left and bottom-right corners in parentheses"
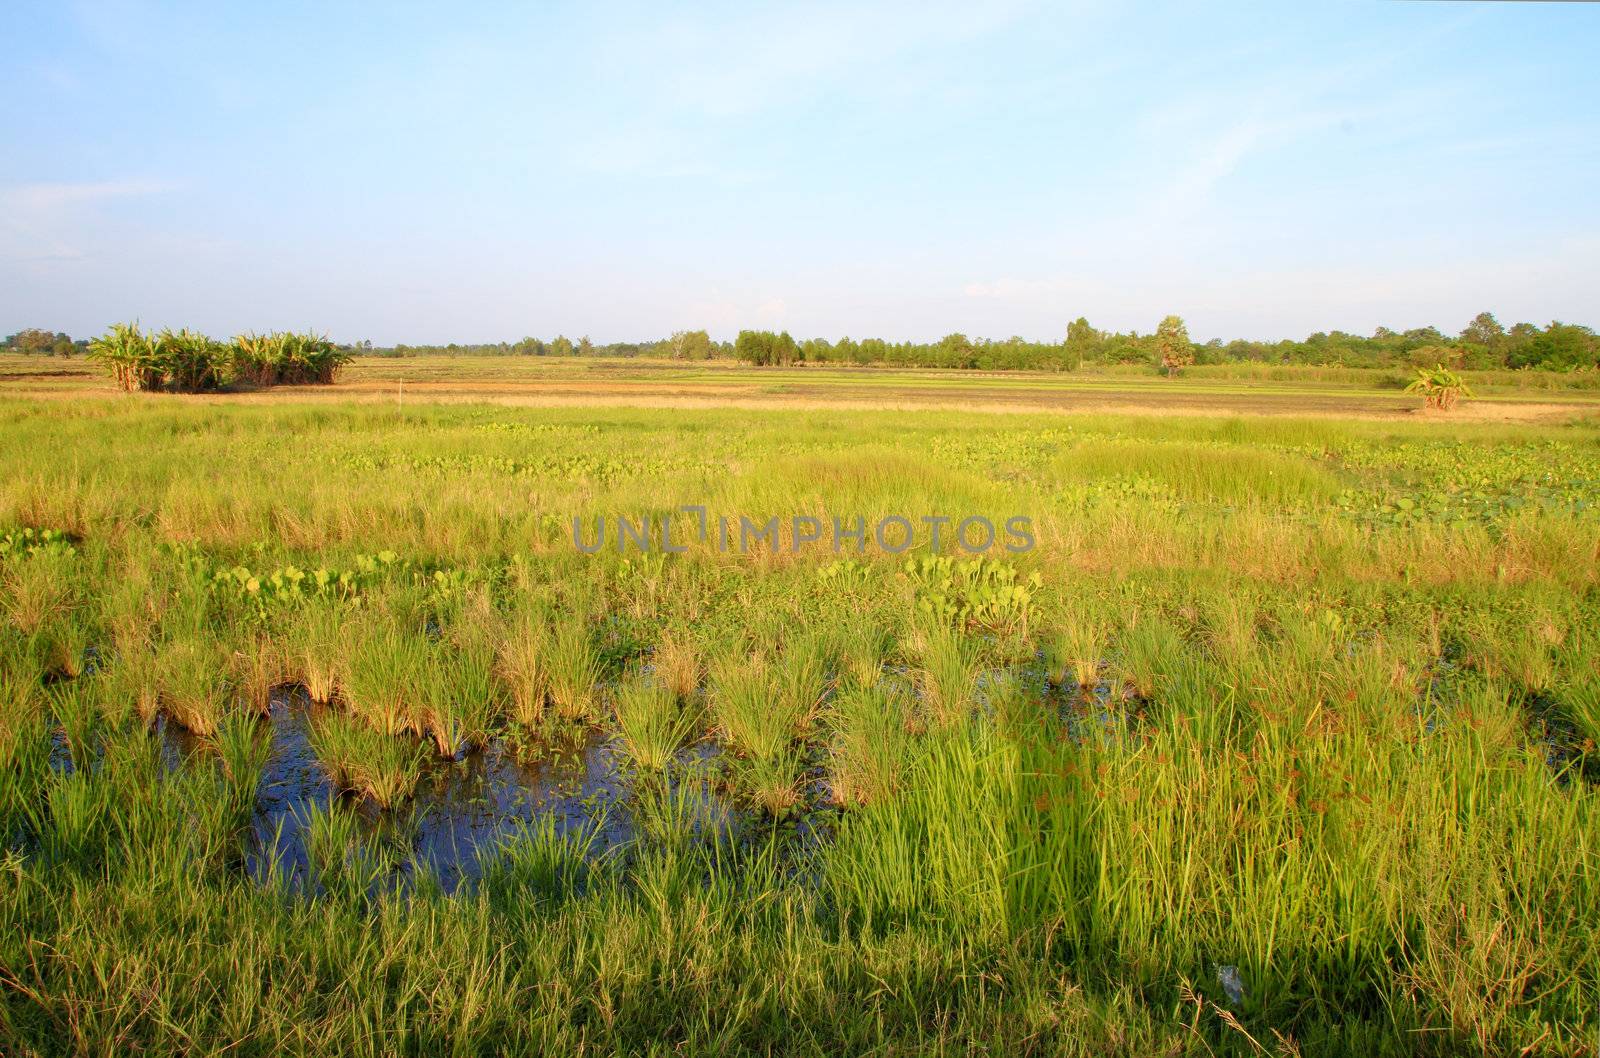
top-left (307, 711), bottom-right (425, 808)
top-left (612, 673), bottom-right (700, 772)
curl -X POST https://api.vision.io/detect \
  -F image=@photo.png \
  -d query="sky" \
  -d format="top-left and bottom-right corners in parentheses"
top-left (2, 1), bottom-right (1597, 346)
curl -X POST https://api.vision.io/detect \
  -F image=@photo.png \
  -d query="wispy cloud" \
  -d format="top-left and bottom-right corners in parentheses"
top-left (649, 1), bottom-right (1038, 119)
top-left (0, 179), bottom-right (178, 265)
top-left (2, 179), bottom-right (177, 213)
top-left (567, 2), bottom-right (1044, 177)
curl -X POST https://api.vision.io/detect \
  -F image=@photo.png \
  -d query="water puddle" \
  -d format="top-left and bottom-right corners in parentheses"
top-left (157, 687), bottom-right (749, 894)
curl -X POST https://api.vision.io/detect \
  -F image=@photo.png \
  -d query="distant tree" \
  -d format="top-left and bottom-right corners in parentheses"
top-left (1195, 337), bottom-right (1226, 366)
top-left (550, 335), bottom-right (575, 357)
top-left (1508, 322), bottom-right (1599, 371)
top-left (734, 330), bottom-right (800, 366)
top-left (578, 335), bottom-right (594, 357)
top-left (1063, 317), bottom-right (1099, 368)
top-left (4, 328), bottom-right (76, 356)
top-left (735, 330), bottom-right (771, 366)
top-left (1460, 311), bottom-right (1505, 349)
top-left (936, 333), bottom-right (976, 368)
top-left (800, 337), bottom-right (833, 363)
top-left (667, 330), bottom-right (712, 360)
top-left (1155, 315), bottom-right (1193, 377)
top-left (1406, 343), bottom-right (1466, 370)
top-left (774, 331), bottom-right (798, 365)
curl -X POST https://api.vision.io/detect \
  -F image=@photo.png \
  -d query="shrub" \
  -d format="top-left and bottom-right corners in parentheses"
top-left (88, 323), bottom-right (348, 393)
top-left (232, 332), bottom-right (351, 386)
top-left (1406, 363), bottom-right (1474, 411)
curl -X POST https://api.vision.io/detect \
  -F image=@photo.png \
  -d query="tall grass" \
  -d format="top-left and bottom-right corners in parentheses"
top-left (611, 673), bottom-right (699, 771)
top-left (307, 711), bottom-right (425, 808)
top-left (545, 618), bottom-right (600, 724)
top-left (708, 654), bottom-right (789, 763)
top-left (341, 623), bottom-right (427, 737)
top-left (826, 681), bottom-right (914, 806)
top-left (1044, 604), bottom-right (1108, 688)
top-left (495, 613), bottom-right (549, 727)
top-left (651, 631), bottom-right (700, 701)
top-left (2, 391), bottom-right (1600, 1053)
top-left (153, 637), bottom-right (235, 736)
top-left (912, 625), bottom-right (979, 729)
top-left (289, 600), bottom-right (345, 703)
top-left (418, 625), bottom-right (500, 756)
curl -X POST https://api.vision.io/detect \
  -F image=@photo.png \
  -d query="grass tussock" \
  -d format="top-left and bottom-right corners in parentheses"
top-left (545, 619), bottom-right (601, 724)
top-left (495, 614), bottom-right (550, 728)
top-left (611, 674), bottom-right (699, 772)
top-left (153, 637), bottom-right (235, 737)
top-left (307, 711), bottom-right (425, 808)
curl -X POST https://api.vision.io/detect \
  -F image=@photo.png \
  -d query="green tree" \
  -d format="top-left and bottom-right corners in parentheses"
top-left (774, 331), bottom-right (798, 365)
top-left (735, 330), bottom-right (772, 366)
top-left (4, 328), bottom-right (76, 356)
top-left (801, 337), bottom-right (834, 363)
top-left (1460, 311), bottom-right (1505, 349)
top-left (1155, 315), bottom-right (1193, 377)
top-left (935, 333), bottom-right (976, 368)
top-left (1508, 322), bottom-right (1598, 371)
top-left (1063, 317), bottom-right (1099, 368)
top-left (667, 330), bottom-right (712, 360)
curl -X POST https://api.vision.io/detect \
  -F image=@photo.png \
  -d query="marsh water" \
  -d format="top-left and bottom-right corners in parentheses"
top-left (141, 687), bottom-right (756, 894)
top-left (36, 663), bottom-right (1162, 895)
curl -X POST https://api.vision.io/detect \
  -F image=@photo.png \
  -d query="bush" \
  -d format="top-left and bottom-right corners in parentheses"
top-left (87, 323), bottom-right (349, 393)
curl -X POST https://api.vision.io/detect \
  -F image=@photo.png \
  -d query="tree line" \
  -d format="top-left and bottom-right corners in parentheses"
top-left (9, 312), bottom-right (1597, 372)
top-left (723, 313), bottom-right (1598, 372)
top-left (360, 312), bottom-right (1600, 372)
top-left (1, 329), bottom-right (85, 357)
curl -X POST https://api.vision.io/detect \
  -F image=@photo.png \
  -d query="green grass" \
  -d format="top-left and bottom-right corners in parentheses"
top-left (1, 392), bottom-right (1600, 1054)
top-left (1055, 438), bottom-right (1348, 506)
top-left (306, 710), bottom-right (426, 807)
top-left (612, 673), bottom-right (699, 772)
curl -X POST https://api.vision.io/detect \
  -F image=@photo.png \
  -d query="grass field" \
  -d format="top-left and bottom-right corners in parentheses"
top-left (2, 362), bottom-right (1599, 1055)
top-left (7, 353), bottom-right (1600, 420)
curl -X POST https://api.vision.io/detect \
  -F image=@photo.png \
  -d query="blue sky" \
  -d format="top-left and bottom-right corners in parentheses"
top-left (2, 1), bottom-right (1597, 345)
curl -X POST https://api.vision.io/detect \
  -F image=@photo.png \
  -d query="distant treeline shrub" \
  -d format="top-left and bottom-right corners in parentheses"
top-left (55, 310), bottom-right (1600, 378)
top-left (1, 328), bottom-right (85, 357)
top-left (87, 323), bottom-right (350, 393)
top-left (351, 310), bottom-right (1600, 374)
